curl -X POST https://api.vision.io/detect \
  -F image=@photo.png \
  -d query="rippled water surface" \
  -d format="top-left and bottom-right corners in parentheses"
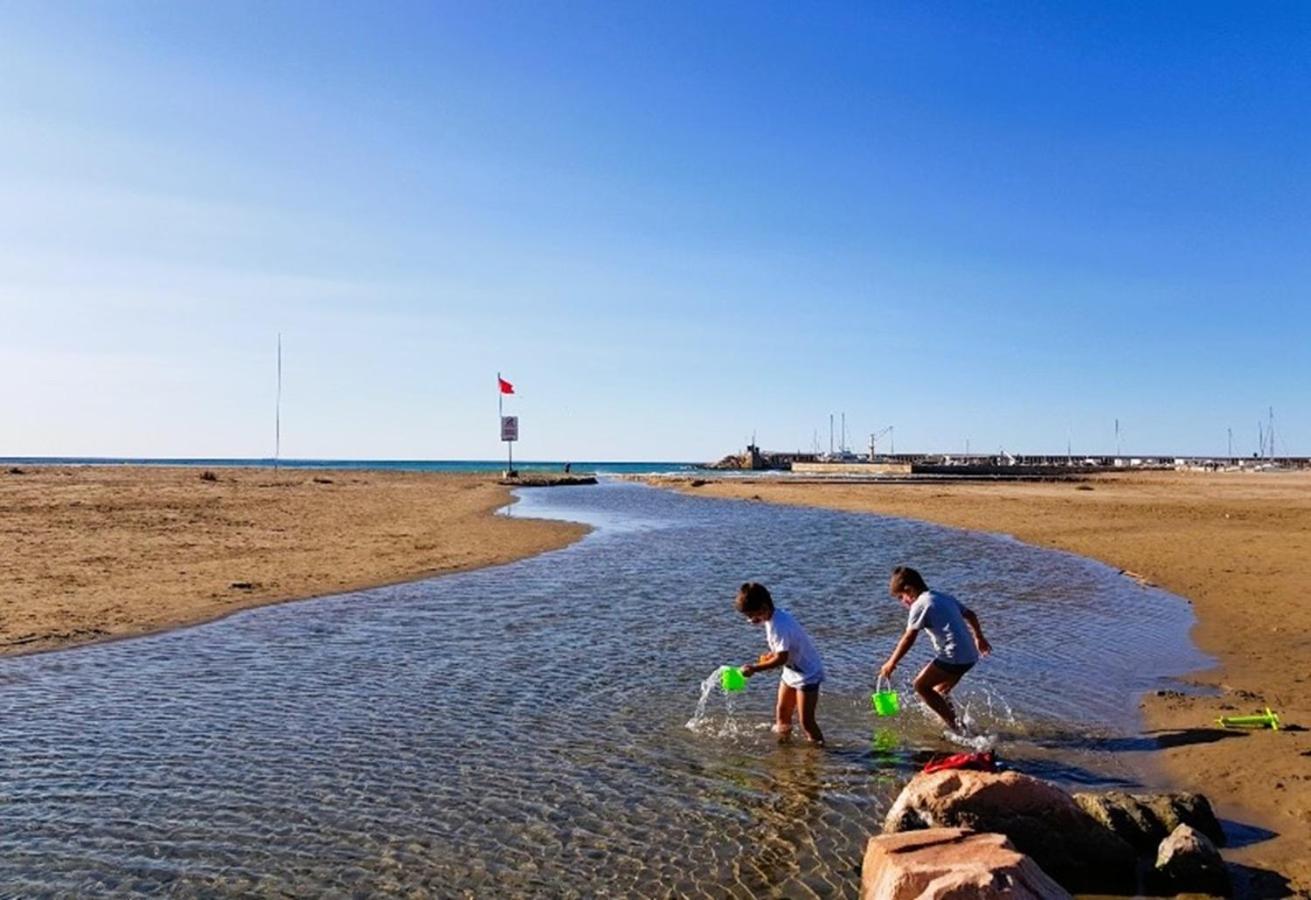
top-left (0, 482), bottom-right (1207, 896)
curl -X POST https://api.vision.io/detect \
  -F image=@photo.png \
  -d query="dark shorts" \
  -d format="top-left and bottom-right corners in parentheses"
top-left (930, 659), bottom-right (975, 677)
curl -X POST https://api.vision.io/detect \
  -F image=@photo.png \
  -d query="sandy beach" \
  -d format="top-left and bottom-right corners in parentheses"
top-left (4, 464), bottom-right (1307, 891)
top-left (659, 470), bottom-right (1311, 893)
top-left (0, 466), bottom-right (588, 656)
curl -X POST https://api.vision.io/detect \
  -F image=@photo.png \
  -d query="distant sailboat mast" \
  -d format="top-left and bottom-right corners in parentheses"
top-left (274, 333), bottom-right (282, 471)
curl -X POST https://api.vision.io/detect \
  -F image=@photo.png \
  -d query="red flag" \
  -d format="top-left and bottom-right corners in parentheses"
top-left (498, 376), bottom-right (515, 395)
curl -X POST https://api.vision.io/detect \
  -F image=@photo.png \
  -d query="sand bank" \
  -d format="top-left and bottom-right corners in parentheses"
top-left (0, 466), bottom-right (588, 656)
top-left (660, 471), bottom-right (1311, 893)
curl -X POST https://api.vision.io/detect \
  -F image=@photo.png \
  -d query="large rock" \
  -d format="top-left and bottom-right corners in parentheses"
top-left (883, 770), bottom-right (1136, 893)
top-left (1072, 790), bottom-right (1225, 852)
top-left (1150, 824), bottom-right (1232, 897)
top-left (862, 828), bottom-right (1071, 900)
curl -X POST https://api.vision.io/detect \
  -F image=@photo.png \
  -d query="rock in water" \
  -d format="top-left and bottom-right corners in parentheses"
top-left (861, 828), bottom-right (1071, 900)
top-left (1151, 824), bottom-right (1232, 897)
top-left (1072, 790), bottom-right (1225, 852)
top-left (883, 770), bottom-right (1136, 894)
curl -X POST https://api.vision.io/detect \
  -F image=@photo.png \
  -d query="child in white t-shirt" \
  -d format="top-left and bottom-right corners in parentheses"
top-left (736, 581), bottom-right (825, 746)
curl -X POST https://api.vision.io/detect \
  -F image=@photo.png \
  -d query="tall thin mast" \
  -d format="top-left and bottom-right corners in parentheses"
top-left (274, 333), bottom-right (282, 471)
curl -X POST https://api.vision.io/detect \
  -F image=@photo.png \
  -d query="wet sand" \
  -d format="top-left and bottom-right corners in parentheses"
top-left (659, 471), bottom-right (1311, 894)
top-left (0, 466), bottom-right (588, 656)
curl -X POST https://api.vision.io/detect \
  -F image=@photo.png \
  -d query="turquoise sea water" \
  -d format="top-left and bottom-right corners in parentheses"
top-left (0, 457), bottom-right (698, 475)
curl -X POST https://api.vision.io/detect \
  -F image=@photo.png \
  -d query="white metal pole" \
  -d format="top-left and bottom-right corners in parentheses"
top-left (275, 333), bottom-right (282, 471)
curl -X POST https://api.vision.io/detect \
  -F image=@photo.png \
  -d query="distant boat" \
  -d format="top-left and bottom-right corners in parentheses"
top-left (818, 450), bottom-right (864, 463)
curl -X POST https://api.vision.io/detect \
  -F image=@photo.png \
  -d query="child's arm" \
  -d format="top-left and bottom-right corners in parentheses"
top-left (879, 628), bottom-right (918, 680)
top-left (742, 650), bottom-right (788, 677)
top-left (962, 609), bottom-right (992, 655)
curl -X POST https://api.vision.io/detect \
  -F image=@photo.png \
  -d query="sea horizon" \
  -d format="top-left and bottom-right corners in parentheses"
top-left (0, 456), bottom-right (703, 476)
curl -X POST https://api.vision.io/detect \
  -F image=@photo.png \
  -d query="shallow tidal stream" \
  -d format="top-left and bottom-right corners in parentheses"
top-left (0, 481), bottom-right (1207, 896)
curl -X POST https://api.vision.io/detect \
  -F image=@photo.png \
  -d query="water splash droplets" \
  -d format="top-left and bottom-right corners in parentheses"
top-left (686, 666), bottom-right (753, 738)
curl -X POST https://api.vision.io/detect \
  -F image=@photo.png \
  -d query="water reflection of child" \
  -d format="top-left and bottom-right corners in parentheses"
top-left (736, 582), bottom-right (826, 746)
top-left (878, 566), bottom-right (992, 733)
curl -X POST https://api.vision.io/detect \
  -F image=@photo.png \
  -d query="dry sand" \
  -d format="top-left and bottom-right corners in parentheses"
top-left (0, 466), bottom-right (587, 656)
top-left (662, 471), bottom-right (1311, 894)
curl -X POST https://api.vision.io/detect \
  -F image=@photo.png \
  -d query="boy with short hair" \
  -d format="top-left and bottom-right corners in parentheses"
top-left (736, 582), bottom-right (825, 746)
top-left (878, 565), bottom-right (992, 732)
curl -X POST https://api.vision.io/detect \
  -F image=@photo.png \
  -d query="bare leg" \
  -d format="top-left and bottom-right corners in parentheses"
top-left (914, 662), bottom-right (966, 730)
top-left (798, 688), bottom-right (825, 746)
top-left (774, 681), bottom-right (797, 739)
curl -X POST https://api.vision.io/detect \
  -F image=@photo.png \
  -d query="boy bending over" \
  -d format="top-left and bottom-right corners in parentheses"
top-left (878, 566), bottom-right (991, 732)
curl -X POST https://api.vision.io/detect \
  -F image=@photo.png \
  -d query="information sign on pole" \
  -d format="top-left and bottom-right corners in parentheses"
top-left (500, 416), bottom-right (519, 442)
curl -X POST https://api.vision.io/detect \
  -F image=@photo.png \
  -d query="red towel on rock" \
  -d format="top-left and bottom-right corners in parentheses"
top-left (922, 750), bottom-right (997, 774)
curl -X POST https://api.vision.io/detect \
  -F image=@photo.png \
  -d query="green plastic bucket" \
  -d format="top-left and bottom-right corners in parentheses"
top-left (871, 676), bottom-right (900, 717)
top-left (721, 666), bottom-right (746, 693)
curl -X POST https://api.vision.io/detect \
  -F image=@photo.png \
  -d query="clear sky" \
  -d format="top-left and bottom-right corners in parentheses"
top-left (3, 2), bottom-right (1307, 460)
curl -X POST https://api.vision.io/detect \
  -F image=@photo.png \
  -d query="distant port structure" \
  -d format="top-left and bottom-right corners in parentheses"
top-left (706, 444), bottom-right (1310, 477)
top-left (706, 409), bottom-right (1306, 476)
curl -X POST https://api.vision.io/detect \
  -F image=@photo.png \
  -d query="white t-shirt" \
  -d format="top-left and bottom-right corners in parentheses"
top-left (765, 607), bottom-right (825, 688)
top-left (907, 590), bottom-right (978, 666)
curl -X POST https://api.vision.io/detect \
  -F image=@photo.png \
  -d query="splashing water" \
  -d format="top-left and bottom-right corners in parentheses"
top-left (686, 666), bottom-right (750, 737)
top-left (955, 682), bottom-right (1018, 741)
top-left (944, 728), bottom-right (999, 752)
top-left (901, 680), bottom-right (1016, 752)
top-left (971, 682), bottom-right (1018, 728)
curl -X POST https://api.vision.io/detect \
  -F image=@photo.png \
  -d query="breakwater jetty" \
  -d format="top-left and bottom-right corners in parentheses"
top-left (705, 444), bottom-right (1311, 478)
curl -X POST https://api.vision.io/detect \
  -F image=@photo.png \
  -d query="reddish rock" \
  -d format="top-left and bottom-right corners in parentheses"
top-left (883, 770), bottom-right (1136, 893)
top-left (861, 828), bottom-right (1071, 899)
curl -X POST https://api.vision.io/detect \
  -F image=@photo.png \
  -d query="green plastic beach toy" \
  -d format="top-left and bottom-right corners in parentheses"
top-left (871, 675), bottom-right (900, 717)
top-left (721, 666), bottom-right (747, 693)
top-left (1217, 707), bottom-right (1280, 731)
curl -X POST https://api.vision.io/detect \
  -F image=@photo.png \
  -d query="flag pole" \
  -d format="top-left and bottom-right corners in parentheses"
top-left (498, 372), bottom-right (509, 474)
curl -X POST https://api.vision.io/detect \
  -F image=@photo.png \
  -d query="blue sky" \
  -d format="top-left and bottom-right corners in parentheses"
top-left (2, 2), bottom-right (1307, 460)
